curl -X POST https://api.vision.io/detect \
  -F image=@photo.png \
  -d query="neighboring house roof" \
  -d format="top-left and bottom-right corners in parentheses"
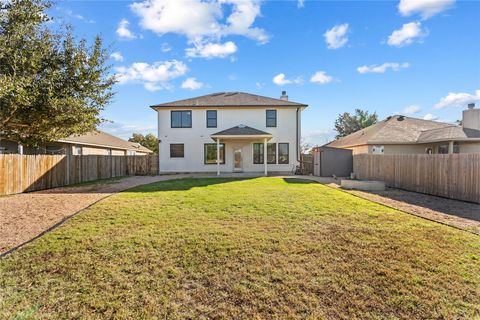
top-left (58, 131), bottom-right (153, 153)
top-left (150, 92), bottom-right (308, 108)
top-left (328, 115), bottom-right (457, 148)
top-left (417, 126), bottom-right (480, 143)
top-left (211, 125), bottom-right (272, 137)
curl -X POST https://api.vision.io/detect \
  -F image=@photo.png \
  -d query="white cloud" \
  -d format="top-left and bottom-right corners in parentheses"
top-left (185, 41), bottom-right (237, 59)
top-left (130, 0), bottom-right (268, 44)
top-left (433, 89), bottom-right (480, 109)
top-left (303, 129), bottom-right (336, 146)
top-left (324, 23), bottom-right (349, 49)
top-left (161, 43), bottom-right (172, 52)
top-left (398, 0), bottom-right (455, 20)
top-left (357, 62), bottom-right (410, 74)
top-left (62, 8), bottom-right (95, 24)
top-left (144, 82), bottom-right (166, 92)
top-left (181, 77), bottom-right (204, 90)
top-left (115, 60), bottom-right (188, 91)
top-left (99, 121), bottom-right (156, 140)
top-left (423, 113), bottom-right (438, 121)
top-left (297, 0), bottom-right (305, 8)
top-left (387, 22), bottom-right (427, 47)
top-left (402, 104), bottom-right (421, 114)
top-left (272, 73), bottom-right (302, 86)
top-left (310, 71), bottom-right (333, 84)
top-left (110, 52), bottom-right (124, 62)
top-left (116, 19), bottom-right (137, 40)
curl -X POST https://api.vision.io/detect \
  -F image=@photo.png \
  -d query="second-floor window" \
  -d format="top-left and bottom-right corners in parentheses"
top-left (171, 110), bottom-right (192, 128)
top-left (206, 110), bottom-right (217, 128)
top-left (266, 110), bottom-right (277, 127)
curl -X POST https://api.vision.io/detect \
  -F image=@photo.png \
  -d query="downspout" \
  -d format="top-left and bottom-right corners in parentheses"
top-left (296, 107), bottom-right (300, 162)
top-left (157, 139), bottom-right (161, 175)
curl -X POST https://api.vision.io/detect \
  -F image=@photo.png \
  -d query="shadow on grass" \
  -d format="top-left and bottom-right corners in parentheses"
top-left (282, 178), bottom-right (318, 185)
top-left (126, 177), bottom-right (256, 193)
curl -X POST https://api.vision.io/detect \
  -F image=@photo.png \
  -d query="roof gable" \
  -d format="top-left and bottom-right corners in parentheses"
top-left (211, 125), bottom-right (272, 137)
top-left (150, 92), bottom-right (307, 108)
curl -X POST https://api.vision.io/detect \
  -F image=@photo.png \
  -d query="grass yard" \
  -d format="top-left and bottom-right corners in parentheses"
top-left (1, 178), bottom-right (479, 319)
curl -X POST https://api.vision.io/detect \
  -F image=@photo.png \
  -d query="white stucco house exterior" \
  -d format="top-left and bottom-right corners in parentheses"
top-left (151, 91), bottom-right (308, 175)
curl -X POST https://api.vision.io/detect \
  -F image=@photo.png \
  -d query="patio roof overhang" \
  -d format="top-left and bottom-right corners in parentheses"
top-left (210, 125), bottom-right (272, 141)
top-left (211, 125), bottom-right (272, 177)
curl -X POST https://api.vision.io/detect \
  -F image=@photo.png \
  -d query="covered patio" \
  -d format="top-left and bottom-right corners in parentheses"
top-left (211, 125), bottom-right (272, 176)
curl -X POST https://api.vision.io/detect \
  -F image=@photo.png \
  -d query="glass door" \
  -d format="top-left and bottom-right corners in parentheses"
top-left (234, 149), bottom-right (242, 172)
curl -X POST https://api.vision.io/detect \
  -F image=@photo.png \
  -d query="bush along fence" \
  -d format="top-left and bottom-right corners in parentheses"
top-left (0, 154), bottom-right (158, 196)
top-left (353, 154), bottom-right (480, 204)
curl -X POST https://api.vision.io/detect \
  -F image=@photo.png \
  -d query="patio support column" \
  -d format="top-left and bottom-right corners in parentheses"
top-left (264, 138), bottom-right (268, 176)
top-left (448, 141), bottom-right (454, 154)
top-left (217, 138), bottom-right (220, 176)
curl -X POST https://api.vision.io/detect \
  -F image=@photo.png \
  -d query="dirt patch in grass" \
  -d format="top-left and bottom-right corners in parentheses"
top-left (1, 178), bottom-right (479, 319)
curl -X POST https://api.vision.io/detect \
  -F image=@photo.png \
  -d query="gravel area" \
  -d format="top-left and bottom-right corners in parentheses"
top-left (345, 188), bottom-right (480, 234)
top-left (0, 175), bottom-right (190, 255)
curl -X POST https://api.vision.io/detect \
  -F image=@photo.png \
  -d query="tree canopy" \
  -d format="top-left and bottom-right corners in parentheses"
top-left (334, 109), bottom-right (378, 138)
top-left (129, 133), bottom-right (158, 154)
top-left (0, 0), bottom-right (115, 146)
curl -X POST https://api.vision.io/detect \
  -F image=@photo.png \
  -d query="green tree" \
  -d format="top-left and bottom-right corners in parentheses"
top-left (129, 133), bottom-right (158, 154)
top-left (0, 0), bottom-right (115, 146)
top-left (334, 109), bottom-right (378, 138)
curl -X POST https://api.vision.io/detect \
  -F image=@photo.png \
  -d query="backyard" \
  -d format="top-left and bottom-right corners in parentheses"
top-left (1, 177), bottom-right (479, 319)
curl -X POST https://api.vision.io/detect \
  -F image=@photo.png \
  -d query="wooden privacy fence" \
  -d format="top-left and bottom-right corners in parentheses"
top-left (0, 154), bottom-right (158, 196)
top-left (353, 154), bottom-right (480, 204)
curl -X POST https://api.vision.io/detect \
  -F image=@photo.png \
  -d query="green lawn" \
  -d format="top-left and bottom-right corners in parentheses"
top-left (1, 178), bottom-right (479, 319)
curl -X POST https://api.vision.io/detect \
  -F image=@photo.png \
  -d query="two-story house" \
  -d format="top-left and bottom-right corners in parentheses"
top-left (151, 91), bottom-right (308, 175)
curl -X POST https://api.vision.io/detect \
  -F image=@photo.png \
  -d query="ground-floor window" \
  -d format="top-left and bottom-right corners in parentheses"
top-left (253, 143), bottom-right (264, 164)
top-left (267, 143), bottom-right (276, 164)
top-left (438, 143), bottom-right (460, 154)
top-left (170, 144), bottom-right (184, 158)
top-left (278, 143), bottom-right (289, 164)
top-left (204, 143), bottom-right (225, 164)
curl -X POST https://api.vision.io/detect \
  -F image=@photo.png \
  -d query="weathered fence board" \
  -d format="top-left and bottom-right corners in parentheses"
top-left (353, 154), bottom-right (480, 204)
top-left (0, 155), bottom-right (158, 196)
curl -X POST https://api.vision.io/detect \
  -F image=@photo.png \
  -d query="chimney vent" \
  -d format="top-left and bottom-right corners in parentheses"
top-left (468, 103), bottom-right (475, 109)
top-left (280, 91), bottom-right (288, 101)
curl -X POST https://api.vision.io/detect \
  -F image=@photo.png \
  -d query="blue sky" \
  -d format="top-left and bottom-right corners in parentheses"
top-left (52, 0), bottom-right (480, 145)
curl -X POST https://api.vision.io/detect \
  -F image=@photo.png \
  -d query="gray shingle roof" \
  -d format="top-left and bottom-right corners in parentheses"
top-left (418, 126), bottom-right (480, 142)
top-left (328, 115), bottom-right (453, 148)
top-left (59, 131), bottom-right (153, 153)
top-left (151, 92), bottom-right (307, 108)
top-left (211, 125), bottom-right (272, 137)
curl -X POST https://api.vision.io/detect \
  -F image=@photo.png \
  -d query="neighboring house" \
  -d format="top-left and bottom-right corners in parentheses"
top-left (327, 104), bottom-right (480, 155)
top-left (0, 131), bottom-right (153, 155)
top-left (151, 91), bottom-right (308, 174)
